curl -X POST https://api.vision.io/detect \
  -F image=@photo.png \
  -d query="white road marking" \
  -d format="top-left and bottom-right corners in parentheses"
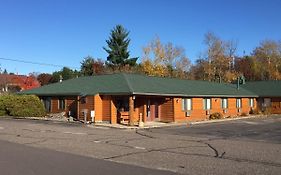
top-left (134, 146), bottom-right (146, 150)
top-left (63, 131), bottom-right (87, 135)
top-left (243, 121), bottom-right (259, 125)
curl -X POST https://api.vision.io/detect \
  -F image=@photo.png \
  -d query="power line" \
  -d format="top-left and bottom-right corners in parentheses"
top-left (0, 57), bottom-right (80, 69)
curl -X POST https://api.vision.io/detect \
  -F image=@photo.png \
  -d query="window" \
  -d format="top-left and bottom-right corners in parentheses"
top-left (42, 97), bottom-right (51, 112)
top-left (236, 98), bottom-right (242, 108)
top-left (58, 98), bottom-right (65, 110)
top-left (182, 98), bottom-right (192, 111)
top-left (203, 98), bottom-right (211, 110)
top-left (264, 98), bottom-right (271, 107)
top-left (249, 98), bottom-right (254, 108)
top-left (221, 98), bottom-right (228, 109)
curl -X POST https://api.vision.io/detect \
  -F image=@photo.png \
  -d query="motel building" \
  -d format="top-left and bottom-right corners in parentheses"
top-left (22, 73), bottom-right (281, 125)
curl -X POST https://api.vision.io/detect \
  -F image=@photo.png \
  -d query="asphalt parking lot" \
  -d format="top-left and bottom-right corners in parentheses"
top-left (0, 116), bottom-right (280, 175)
top-left (150, 116), bottom-right (281, 144)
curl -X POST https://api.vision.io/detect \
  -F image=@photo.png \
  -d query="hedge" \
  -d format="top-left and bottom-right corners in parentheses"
top-left (0, 94), bottom-right (46, 117)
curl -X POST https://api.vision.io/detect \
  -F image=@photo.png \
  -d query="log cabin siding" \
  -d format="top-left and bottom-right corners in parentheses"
top-left (269, 98), bottom-right (281, 114)
top-left (101, 95), bottom-right (111, 122)
top-left (173, 97), bottom-right (257, 122)
top-left (51, 97), bottom-right (58, 113)
top-left (78, 96), bottom-right (94, 121)
top-left (160, 99), bottom-right (174, 122)
top-left (94, 95), bottom-right (103, 122)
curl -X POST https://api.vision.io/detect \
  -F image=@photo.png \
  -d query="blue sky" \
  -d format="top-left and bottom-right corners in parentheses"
top-left (0, 0), bottom-right (280, 75)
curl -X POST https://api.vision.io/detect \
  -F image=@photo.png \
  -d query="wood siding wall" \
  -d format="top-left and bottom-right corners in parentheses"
top-left (160, 99), bottom-right (174, 122)
top-left (45, 95), bottom-right (259, 124)
top-left (78, 96), bottom-right (94, 121)
top-left (94, 94), bottom-right (116, 123)
top-left (46, 96), bottom-right (78, 117)
top-left (51, 97), bottom-right (59, 113)
top-left (101, 96), bottom-right (111, 121)
top-left (271, 98), bottom-right (281, 114)
top-left (173, 97), bottom-right (257, 122)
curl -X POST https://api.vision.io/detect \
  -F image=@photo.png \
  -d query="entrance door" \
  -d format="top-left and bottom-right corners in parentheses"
top-left (68, 100), bottom-right (77, 119)
top-left (146, 100), bottom-right (151, 121)
top-left (146, 100), bottom-right (160, 121)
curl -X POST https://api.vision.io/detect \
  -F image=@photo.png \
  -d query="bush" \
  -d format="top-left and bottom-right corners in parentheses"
top-left (0, 110), bottom-right (7, 116)
top-left (209, 112), bottom-right (223, 120)
top-left (263, 107), bottom-right (271, 115)
top-left (0, 95), bottom-right (46, 117)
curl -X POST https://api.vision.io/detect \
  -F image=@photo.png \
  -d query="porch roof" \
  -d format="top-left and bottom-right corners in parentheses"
top-left (21, 73), bottom-right (257, 97)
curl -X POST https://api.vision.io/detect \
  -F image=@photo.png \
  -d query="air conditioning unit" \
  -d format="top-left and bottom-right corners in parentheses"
top-left (206, 110), bottom-right (210, 115)
top-left (185, 111), bottom-right (191, 117)
top-left (223, 109), bottom-right (228, 114)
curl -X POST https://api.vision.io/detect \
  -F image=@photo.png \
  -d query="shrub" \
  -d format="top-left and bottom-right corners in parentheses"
top-left (249, 108), bottom-right (262, 115)
top-left (240, 112), bottom-right (248, 117)
top-left (0, 95), bottom-right (46, 117)
top-left (263, 107), bottom-right (271, 115)
top-left (0, 110), bottom-right (7, 116)
top-left (209, 112), bottom-right (223, 120)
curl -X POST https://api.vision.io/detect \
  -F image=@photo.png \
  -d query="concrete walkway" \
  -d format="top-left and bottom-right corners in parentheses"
top-left (91, 121), bottom-right (186, 129)
top-left (91, 115), bottom-right (269, 129)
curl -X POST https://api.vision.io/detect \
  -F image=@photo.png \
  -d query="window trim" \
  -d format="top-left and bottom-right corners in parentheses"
top-left (236, 98), bottom-right (242, 108)
top-left (58, 98), bottom-right (65, 110)
top-left (203, 98), bottom-right (212, 110)
top-left (221, 98), bottom-right (228, 109)
top-left (249, 98), bottom-right (254, 108)
top-left (182, 98), bottom-right (192, 111)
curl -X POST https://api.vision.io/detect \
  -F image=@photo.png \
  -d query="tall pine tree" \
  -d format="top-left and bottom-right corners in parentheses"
top-left (103, 25), bottom-right (138, 67)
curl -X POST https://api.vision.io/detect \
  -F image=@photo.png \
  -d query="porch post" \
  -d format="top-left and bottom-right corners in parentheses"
top-left (110, 98), bottom-right (117, 124)
top-left (77, 96), bottom-right (80, 120)
top-left (143, 103), bottom-right (147, 123)
top-left (129, 96), bottom-right (134, 126)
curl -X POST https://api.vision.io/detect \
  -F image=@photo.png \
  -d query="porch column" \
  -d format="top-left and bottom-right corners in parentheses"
top-left (129, 96), bottom-right (134, 126)
top-left (143, 103), bottom-right (147, 123)
top-left (110, 99), bottom-right (117, 124)
top-left (77, 96), bottom-right (80, 120)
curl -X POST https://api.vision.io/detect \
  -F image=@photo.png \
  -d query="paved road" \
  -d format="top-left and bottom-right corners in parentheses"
top-left (0, 139), bottom-right (175, 175)
top-left (0, 116), bottom-right (280, 174)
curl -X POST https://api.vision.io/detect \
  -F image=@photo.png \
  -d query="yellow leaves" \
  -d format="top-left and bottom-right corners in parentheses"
top-left (224, 71), bottom-right (239, 83)
top-left (141, 37), bottom-right (191, 78)
top-left (141, 59), bottom-right (167, 77)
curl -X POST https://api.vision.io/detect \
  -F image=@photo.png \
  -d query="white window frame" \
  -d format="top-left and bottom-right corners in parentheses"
top-left (182, 98), bottom-right (192, 111)
top-left (58, 98), bottom-right (65, 110)
top-left (203, 98), bottom-right (211, 110)
top-left (236, 98), bottom-right (242, 108)
top-left (221, 98), bottom-right (228, 109)
top-left (264, 98), bottom-right (271, 107)
top-left (249, 98), bottom-right (254, 108)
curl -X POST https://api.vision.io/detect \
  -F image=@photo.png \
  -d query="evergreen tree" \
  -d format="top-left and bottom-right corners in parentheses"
top-left (103, 25), bottom-right (138, 67)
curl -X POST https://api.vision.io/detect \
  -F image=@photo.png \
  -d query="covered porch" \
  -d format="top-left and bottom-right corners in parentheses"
top-left (109, 95), bottom-right (171, 126)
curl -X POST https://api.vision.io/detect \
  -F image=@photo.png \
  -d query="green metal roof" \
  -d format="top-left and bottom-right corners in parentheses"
top-left (241, 81), bottom-right (281, 97)
top-left (21, 73), bottom-right (257, 97)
